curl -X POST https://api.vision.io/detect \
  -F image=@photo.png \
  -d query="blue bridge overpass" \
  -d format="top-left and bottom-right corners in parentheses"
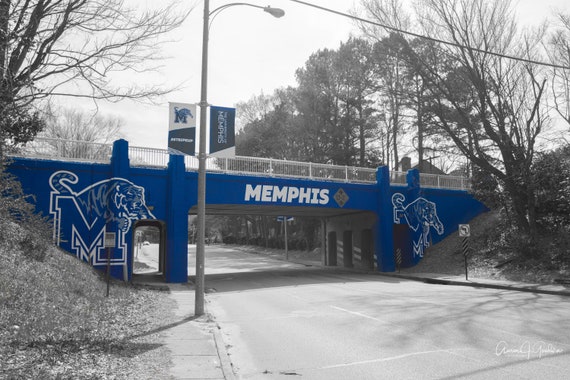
top-left (7, 138), bottom-right (486, 282)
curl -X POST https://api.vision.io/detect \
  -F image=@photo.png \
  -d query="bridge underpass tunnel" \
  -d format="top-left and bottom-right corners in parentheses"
top-left (189, 205), bottom-right (378, 272)
top-left (188, 206), bottom-right (330, 267)
top-left (187, 203), bottom-right (380, 273)
top-left (132, 220), bottom-right (166, 279)
top-left (324, 212), bottom-right (377, 271)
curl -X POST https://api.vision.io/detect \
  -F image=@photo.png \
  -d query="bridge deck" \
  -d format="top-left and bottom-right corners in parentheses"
top-left (10, 137), bottom-right (470, 190)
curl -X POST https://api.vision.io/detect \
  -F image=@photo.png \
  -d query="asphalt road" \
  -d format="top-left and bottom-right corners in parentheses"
top-left (196, 245), bottom-right (570, 380)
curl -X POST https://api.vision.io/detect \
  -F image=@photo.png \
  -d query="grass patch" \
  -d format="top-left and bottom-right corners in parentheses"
top-left (0, 221), bottom-right (176, 379)
top-left (410, 211), bottom-right (570, 285)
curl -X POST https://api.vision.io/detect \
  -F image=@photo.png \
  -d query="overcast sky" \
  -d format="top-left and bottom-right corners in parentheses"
top-left (89, 0), bottom-right (569, 149)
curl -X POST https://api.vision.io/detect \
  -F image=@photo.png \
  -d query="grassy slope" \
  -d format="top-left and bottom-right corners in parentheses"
top-left (403, 211), bottom-right (570, 285)
top-left (0, 223), bottom-right (175, 379)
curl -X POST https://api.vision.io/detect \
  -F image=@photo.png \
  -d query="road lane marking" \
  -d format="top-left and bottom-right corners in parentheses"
top-left (330, 305), bottom-right (384, 322)
top-left (318, 349), bottom-right (456, 369)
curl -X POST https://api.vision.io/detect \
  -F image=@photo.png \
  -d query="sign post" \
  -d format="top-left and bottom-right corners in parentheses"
top-left (395, 248), bottom-right (402, 273)
top-left (458, 224), bottom-right (471, 280)
top-left (277, 216), bottom-right (293, 261)
top-left (284, 216), bottom-right (288, 261)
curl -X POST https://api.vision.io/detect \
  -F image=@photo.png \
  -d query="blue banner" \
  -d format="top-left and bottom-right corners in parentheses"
top-left (168, 102), bottom-right (196, 155)
top-left (209, 106), bottom-right (235, 157)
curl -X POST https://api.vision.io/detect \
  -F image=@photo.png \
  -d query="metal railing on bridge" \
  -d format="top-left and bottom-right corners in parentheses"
top-left (389, 170), bottom-right (470, 190)
top-left (11, 136), bottom-right (113, 163)
top-left (129, 145), bottom-right (378, 183)
top-left (11, 138), bottom-right (470, 190)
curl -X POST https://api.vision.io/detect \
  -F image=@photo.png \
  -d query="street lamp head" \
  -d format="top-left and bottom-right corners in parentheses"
top-left (263, 6), bottom-right (285, 18)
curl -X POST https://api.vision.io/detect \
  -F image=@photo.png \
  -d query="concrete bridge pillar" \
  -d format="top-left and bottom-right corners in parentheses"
top-left (111, 139), bottom-right (130, 177)
top-left (165, 154), bottom-right (189, 283)
top-left (375, 166), bottom-right (395, 272)
top-left (110, 139), bottom-right (131, 280)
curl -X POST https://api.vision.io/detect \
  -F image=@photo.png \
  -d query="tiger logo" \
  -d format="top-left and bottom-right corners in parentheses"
top-left (392, 193), bottom-right (444, 257)
top-left (49, 171), bottom-right (155, 265)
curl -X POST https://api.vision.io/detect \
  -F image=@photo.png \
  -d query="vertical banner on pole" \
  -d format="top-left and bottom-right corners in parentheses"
top-left (168, 102), bottom-right (197, 156)
top-left (209, 106), bottom-right (235, 157)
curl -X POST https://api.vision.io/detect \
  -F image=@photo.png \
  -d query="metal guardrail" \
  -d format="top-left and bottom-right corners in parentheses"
top-left (200, 155), bottom-right (378, 183)
top-left (421, 173), bottom-right (470, 190)
top-left (11, 137), bottom-right (113, 163)
top-left (128, 146), bottom-right (170, 167)
top-left (390, 170), bottom-right (470, 190)
top-left (390, 171), bottom-right (407, 186)
top-left (10, 138), bottom-right (469, 189)
top-left (128, 145), bottom-right (377, 183)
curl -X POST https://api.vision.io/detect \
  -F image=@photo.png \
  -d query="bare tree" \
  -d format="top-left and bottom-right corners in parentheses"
top-left (0, 0), bottom-right (189, 156)
top-left (359, 0), bottom-right (413, 170)
top-left (33, 105), bottom-right (123, 159)
top-left (1, 0), bottom-right (189, 104)
top-left (548, 12), bottom-right (570, 127)
top-left (357, 0), bottom-right (411, 36)
top-left (359, 0), bottom-right (553, 240)
top-left (235, 92), bottom-right (279, 131)
top-left (41, 105), bottom-right (123, 144)
top-left (410, 0), bottom-right (549, 239)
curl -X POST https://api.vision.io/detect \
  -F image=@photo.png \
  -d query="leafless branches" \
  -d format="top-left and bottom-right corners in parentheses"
top-left (1, 0), bottom-right (190, 106)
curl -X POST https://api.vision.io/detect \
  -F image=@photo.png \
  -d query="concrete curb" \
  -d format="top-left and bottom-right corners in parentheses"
top-left (212, 322), bottom-right (236, 380)
top-left (229, 247), bottom-right (570, 297)
top-left (379, 272), bottom-right (570, 297)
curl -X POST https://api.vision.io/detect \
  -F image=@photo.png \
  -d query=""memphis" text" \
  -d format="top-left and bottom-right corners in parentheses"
top-left (244, 184), bottom-right (329, 205)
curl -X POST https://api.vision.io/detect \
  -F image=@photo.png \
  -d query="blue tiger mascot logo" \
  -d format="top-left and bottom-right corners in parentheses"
top-left (49, 171), bottom-right (155, 266)
top-left (392, 193), bottom-right (444, 258)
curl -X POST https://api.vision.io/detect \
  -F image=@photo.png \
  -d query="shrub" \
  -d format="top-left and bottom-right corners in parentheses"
top-left (533, 145), bottom-right (570, 229)
top-left (0, 160), bottom-right (51, 260)
top-left (469, 165), bottom-right (505, 211)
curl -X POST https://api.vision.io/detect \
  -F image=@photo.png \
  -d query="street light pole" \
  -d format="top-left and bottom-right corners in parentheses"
top-left (195, 0), bottom-right (210, 317)
top-left (195, 1), bottom-right (284, 316)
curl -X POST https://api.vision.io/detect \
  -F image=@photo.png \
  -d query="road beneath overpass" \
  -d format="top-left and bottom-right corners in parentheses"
top-left (190, 245), bottom-right (570, 379)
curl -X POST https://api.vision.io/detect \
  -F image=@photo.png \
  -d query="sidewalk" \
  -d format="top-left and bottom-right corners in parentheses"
top-left (134, 246), bottom-right (234, 379)
top-left (159, 283), bottom-right (234, 380)
top-left (379, 271), bottom-right (570, 297)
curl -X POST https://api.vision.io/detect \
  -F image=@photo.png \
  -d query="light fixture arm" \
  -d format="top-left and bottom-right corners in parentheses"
top-left (209, 3), bottom-right (284, 29)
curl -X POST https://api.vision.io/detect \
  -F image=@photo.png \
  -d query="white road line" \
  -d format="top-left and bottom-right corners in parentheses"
top-left (330, 305), bottom-right (384, 322)
top-left (319, 349), bottom-right (456, 369)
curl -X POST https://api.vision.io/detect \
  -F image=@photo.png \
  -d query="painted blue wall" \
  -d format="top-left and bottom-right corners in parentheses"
top-left (8, 140), bottom-right (487, 282)
top-left (204, 171), bottom-right (379, 212)
top-left (390, 169), bottom-right (488, 268)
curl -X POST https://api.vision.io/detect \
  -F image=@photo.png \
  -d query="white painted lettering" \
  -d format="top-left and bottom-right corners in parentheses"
top-left (272, 186), bottom-right (288, 202)
top-left (299, 187), bottom-right (311, 204)
top-left (287, 187), bottom-right (300, 202)
top-left (319, 189), bottom-right (330, 205)
top-left (244, 184), bottom-right (331, 205)
top-left (245, 184), bottom-right (261, 201)
top-left (311, 188), bottom-right (320, 204)
top-left (261, 185), bottom-right (272, 202)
